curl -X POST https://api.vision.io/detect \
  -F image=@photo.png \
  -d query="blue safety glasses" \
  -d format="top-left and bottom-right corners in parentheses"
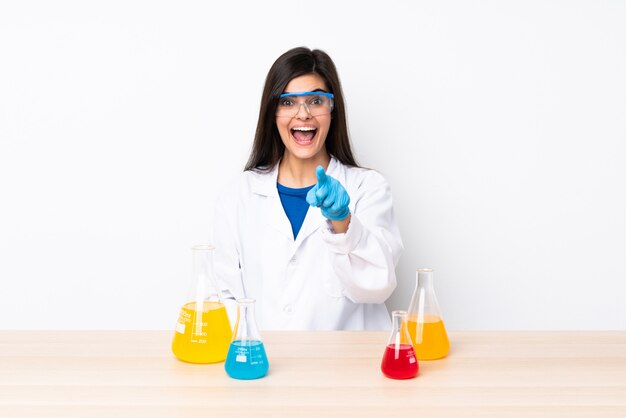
top-left (276, 91), bottom-right (335, 118)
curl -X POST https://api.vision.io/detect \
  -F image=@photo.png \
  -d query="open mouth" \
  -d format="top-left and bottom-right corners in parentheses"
top-left (291, 127), bottom-right (317, 145)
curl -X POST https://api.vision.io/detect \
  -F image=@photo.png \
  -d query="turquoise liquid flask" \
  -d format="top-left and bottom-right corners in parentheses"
top-left (225, 298), bottom-right (269, 380)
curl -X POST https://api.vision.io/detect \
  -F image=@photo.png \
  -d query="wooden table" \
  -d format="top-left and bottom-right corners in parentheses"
top-left (1, 331), bottom-right (625, 417)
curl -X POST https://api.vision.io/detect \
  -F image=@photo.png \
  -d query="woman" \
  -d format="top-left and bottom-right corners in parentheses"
top-left (212, 47), bottom-right (403, 330)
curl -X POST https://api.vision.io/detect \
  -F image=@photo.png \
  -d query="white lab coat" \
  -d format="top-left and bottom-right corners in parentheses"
top-left (212, 157), bottom-right (403, 330)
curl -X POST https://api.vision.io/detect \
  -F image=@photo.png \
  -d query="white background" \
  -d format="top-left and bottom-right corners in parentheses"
top-left (1, 1), bottom-right (625, 330)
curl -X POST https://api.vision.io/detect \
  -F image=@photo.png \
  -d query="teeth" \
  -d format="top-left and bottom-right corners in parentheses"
top-left (292, 127), bottom-right (316, 131)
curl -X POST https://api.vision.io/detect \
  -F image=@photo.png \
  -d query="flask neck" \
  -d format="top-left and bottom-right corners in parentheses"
top-left (234, 298), bottom-right (262, 342)
top-left (416, 268), bottom-right (434, 288)
top-left (391, 311), bottom-right (405, 332)
top-left (238, 300), bottom-right (255, 323)
top-left (191, 245), bottom-right (221, 303)
top-left (388, 310), bottom-right (411, 345)
top-left (408, 268), bottom-right (443, 320)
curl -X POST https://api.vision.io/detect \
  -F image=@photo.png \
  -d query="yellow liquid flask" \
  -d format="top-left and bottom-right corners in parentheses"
top-left (407, 268), bottom-right (450, 360)
top-left (171, 245), bottom-right (232, 364)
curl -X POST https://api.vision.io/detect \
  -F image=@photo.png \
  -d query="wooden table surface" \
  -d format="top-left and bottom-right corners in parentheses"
top-left (1, 331), bottom-right (625, 417)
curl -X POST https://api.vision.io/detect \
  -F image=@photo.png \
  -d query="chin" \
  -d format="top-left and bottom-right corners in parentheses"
top-left (288, 148), bottom-right (322, 161)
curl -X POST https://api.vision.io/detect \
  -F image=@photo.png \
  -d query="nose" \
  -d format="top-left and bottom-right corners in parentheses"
top-left (294, 102), bottom-right (312, 120)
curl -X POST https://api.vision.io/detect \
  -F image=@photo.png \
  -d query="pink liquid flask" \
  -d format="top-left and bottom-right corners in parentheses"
top-left (381, 310), bottom-right (418, 379)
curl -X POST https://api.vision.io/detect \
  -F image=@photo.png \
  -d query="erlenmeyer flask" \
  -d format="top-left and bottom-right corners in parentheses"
top-left (407, 268), bottom-right (450, 360)
top-left (225, 298), bottom-right (269, 380)
top-left (171, 245), bottom-right (232, 363)
top-left (381, 310), bottom-right (418, 379)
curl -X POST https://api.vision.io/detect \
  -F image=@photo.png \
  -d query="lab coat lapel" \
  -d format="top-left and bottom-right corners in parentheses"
top-left (293, 202), bottom-right (325, 248)
top-left (250, 158), bottom-right (342, 247)
top-left (265, 193), bottom-right (293, 240)
top-left (250, 166), bottom-right (293, 240)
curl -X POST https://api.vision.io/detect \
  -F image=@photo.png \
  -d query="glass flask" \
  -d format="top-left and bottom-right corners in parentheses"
top-left (407, 268), bottom-right (450, 360)
top-left (171, 245), bottom-right (232, 364)
top-left (381, 310), bottom-right (418, 379)
top-left (225, 298), bottom-right (269, 380)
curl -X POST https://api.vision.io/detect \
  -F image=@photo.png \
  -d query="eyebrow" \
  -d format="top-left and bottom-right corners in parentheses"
top-left (282, 88), bottom-right (330, 95)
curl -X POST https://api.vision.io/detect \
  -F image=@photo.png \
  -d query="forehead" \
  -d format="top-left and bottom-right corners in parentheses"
top-left (284, 73), bottom-right (328, 93)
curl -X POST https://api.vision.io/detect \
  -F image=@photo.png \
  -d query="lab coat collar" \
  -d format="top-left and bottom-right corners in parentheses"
top-left (295, 202), bottom-right (326, 247)
top-left (250, 157), bottom-right (340, 197)
top-left (250, 164), bottom-right (280, 197)
top-left (252, 156), bottom-right (340, 243)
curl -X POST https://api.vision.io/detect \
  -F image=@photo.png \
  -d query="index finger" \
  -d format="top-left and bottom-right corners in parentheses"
top-left (315, 165), bottom-right (328, 184)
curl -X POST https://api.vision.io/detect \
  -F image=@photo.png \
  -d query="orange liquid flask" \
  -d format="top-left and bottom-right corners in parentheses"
top-left (171, 245), bottom-right (232, 364)
top-left (407, 268), bottom-right (450, 360)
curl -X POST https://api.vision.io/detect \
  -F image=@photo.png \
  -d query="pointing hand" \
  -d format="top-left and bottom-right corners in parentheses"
top-left (306, 165), bottom-right (350, 221)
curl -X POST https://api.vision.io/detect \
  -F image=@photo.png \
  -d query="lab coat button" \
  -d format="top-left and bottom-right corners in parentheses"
top-left (283, 304), bottom-right (293, 314)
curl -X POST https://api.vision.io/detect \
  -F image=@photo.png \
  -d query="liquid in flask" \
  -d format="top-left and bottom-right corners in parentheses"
top-left (171, 245), bottom-right (232, 364)
top-left (225, 298), bottom-right (269, 380)
top-left (407, 268), bottom-right (450, 360)
top-left (381, 310), bottom-right (418, 379)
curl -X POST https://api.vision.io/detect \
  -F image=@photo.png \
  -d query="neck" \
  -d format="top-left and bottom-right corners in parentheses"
top-left (278, 153), bottom-right (331, 188)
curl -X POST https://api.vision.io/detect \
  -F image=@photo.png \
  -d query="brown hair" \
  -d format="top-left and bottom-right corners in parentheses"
top-left (245, 47), bottom-right (358, 171)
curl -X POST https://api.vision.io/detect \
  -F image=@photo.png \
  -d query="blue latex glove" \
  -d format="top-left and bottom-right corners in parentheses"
top-left (306, 165), bottom-right (351, 221)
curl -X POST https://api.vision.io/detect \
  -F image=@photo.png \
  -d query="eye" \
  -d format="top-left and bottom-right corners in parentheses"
top-left (309, 96), bottom-right (324, 106)
top-left (279, 98), bottom-right (294, 107)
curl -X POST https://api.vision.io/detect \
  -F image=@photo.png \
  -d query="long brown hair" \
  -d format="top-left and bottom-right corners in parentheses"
top-left (245, 47), bottom-right (358, 172)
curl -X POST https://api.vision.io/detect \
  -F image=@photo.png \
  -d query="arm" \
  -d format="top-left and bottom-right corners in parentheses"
top-left (309, 168), bottom-right (403, 304)
top-left (211, 183), bottom-right (246, 303)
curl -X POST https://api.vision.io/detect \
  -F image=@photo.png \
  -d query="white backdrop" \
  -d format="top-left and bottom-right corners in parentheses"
top-left (1, 0), bottom-right (625, 330)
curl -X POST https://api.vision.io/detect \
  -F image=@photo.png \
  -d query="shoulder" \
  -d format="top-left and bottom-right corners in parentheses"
top-left (339, 163), bottom-right (389, 190)
top-left (216, 170), bottom-right (251, 201)
top-left (331, 161), bottom-right (394, 208)
top-left (217, 167), bottom-right (276, 201)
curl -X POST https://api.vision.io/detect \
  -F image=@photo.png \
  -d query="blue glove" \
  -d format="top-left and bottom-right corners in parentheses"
top-left (306, 165), bottom-right (351, 221)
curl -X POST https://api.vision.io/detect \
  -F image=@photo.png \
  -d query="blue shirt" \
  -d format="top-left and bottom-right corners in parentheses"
top-left (277, 183), bottom-right (314, 240)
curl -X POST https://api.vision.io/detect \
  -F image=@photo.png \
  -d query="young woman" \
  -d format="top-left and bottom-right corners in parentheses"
top-left (212, 47), bottom-right (403, 330)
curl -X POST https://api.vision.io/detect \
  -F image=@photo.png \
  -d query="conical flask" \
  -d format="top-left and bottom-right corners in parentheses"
top-left (171, 245), bottom-right (232, 363)
top-left (407, 268), bottom-right (450, 360)
top-left (225, 298), bottom-right (269, 380)
top-left (381, 310), bottom-right (419, 379)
